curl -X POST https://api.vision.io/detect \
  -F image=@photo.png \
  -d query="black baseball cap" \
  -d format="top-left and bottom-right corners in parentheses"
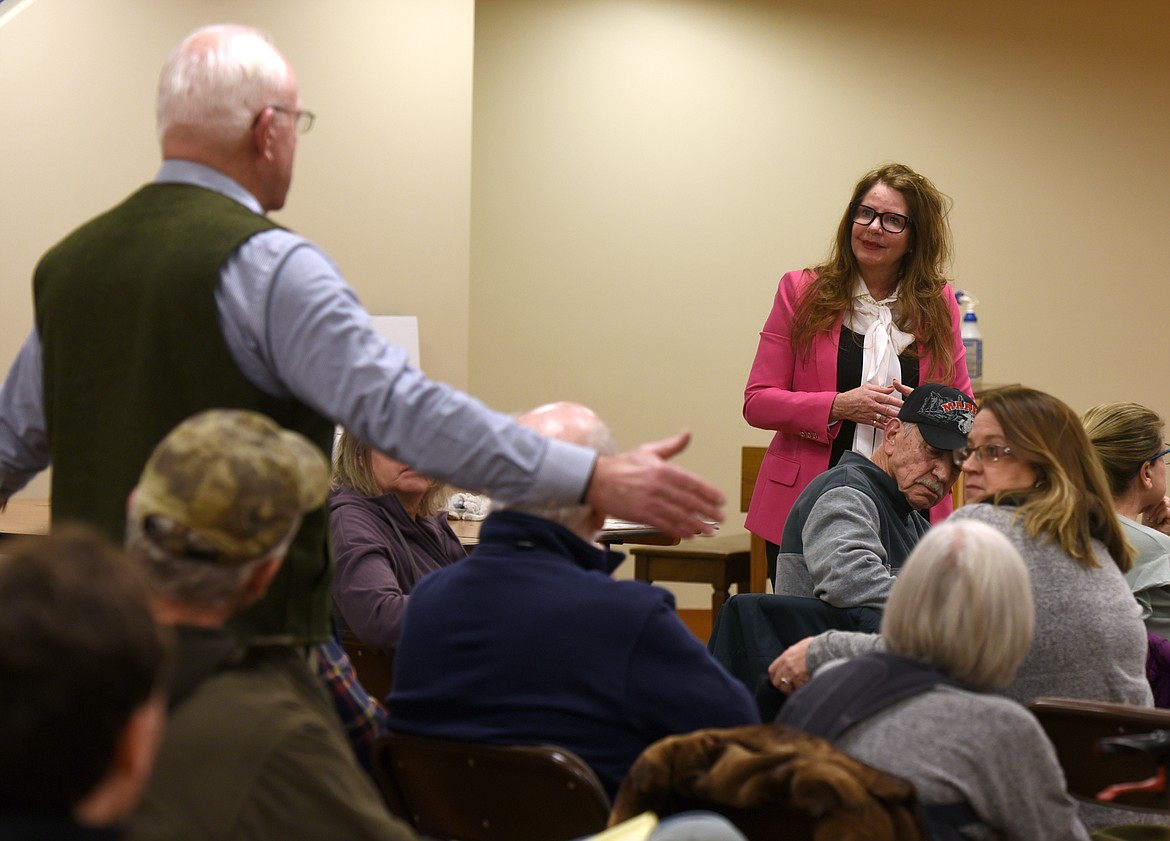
top-left (898, 384), bottom-right (977, 451)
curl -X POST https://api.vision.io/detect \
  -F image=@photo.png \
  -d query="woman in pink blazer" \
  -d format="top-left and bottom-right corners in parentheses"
top-left (745, 163), bottom-right (971, 582)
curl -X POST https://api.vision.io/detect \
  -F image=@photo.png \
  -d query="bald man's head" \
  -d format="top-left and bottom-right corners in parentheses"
top-left (517, 402), bottom-right (615, 454)
top-left (508, 402), bottom-right (616, 535)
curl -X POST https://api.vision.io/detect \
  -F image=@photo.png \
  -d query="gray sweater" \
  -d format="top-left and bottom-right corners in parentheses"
top-left (806, 504), bottom-right (1154, 833)
top-left (807, 504), bottom-right (1151, 707)
top-left (836, 684), bottom-right (1090, 841)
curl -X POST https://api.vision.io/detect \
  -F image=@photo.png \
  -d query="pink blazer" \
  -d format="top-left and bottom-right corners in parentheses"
top-left (744, 269), bottom-right (971, 545)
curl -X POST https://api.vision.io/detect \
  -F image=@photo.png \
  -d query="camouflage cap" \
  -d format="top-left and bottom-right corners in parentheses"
top-left (132, 409), bottom-right (329, 566)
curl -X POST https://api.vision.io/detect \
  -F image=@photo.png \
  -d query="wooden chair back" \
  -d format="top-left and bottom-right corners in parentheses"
top-left (338, 630), bottom-right (396, 701)
top-left (371, 732), bottom-right (610, 841)
top-left (1029, 696), bottom-right (1170, 810)
top-left (741, 446), bottom-right (768, 593)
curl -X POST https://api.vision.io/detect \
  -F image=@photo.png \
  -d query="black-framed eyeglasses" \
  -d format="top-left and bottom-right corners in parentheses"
top-left (851, 203), bottom-right (910, 234)
top-left (952, 443), bottom-right (1014, 467)
top-left (255, 105), bottom-right (316, 134)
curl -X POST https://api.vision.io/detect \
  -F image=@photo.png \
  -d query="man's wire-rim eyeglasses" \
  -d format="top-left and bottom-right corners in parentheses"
top-left (254, 105), bottom-right (316, 134)
top-left (952, 443), bottom-right (1014, 467)
top-left (851, 203), bottom-right (910, 234)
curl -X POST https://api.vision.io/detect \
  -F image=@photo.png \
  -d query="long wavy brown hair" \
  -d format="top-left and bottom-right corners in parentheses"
top-left (978, 386), bottom-right (1132, 572)
top-left (791, 163), bottom-right (956, 381)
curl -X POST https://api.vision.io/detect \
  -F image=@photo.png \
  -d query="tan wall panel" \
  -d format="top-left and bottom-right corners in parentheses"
top-left (0, 0), bottom-right (474, 498)
top-left (470, 0), bottom-right (1170, 553)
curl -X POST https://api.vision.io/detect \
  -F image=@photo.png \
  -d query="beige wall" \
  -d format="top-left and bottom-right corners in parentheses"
top-left (0, 0), bottom-right (474, 498)
top-left (469, 0), bottom-right (1170, 532)
top-left (3, 0), bottom-right (1169, 604)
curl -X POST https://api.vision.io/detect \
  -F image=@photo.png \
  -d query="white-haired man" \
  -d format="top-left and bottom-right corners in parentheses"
top-left (0, 23), bottom-right (723, 648)
top-left (775, 383), bottom-right (976, 616)
top-left (723, 384), bottom-right (975, 710)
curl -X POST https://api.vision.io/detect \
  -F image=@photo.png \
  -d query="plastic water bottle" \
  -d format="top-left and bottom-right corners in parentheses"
top-left (957, 291), bottom-right (983, 389)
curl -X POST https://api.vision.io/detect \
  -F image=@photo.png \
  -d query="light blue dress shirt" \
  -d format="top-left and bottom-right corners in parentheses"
top-left (0, 160), bottom-right (593, 503)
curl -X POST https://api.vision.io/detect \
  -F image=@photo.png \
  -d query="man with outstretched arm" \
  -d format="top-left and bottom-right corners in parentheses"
top-left (0, 23), bottom-right (723, 648)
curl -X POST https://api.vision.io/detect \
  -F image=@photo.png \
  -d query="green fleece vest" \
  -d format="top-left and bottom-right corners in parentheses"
top-left (34, 182), bottom-right (334, 644)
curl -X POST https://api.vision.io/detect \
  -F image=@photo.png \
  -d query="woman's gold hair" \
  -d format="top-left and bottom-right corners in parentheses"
top-left (791, 163), bottom-right (956, 381)
top-left (1082, 402), bottom-right (1165, 500)
top-left (331, 428), bottom-right (449, 517)
top-left (978, 386), bottom-right (1132, 572)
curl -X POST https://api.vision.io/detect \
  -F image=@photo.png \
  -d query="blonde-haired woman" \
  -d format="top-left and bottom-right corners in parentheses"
top-left (777, 521), bottom-right (1089, 841)
top-left (772, 386), bottom-right (1149, 707)
top-left (1083, 401), bottom-right (1170, 637)
top-left (330, 428), bottom-right (465, 651)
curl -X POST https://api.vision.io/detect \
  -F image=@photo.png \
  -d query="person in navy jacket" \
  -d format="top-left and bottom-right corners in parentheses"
top-left (387, 402), bottom-right (759, 798)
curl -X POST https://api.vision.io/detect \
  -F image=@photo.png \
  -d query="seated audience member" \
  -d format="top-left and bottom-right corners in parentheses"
top-left (1083, 402), bottom-right (1170, 636)
top-left (387, 402), bottom-right (759, 799)
top-left (770, 386), bottom-right (1150, 709)
top-left (0, 528), bottom-right (168, 839)
top-left (330, 428), bottom-right (466, 651)
top-left (778, 520), bottom-right (1091, 840)
top-left (121, 410), bottom-right (414, 841)
top-left (775, 383), bottom-right (974, 615)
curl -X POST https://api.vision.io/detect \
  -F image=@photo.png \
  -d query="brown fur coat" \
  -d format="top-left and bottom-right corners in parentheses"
top-left (609, 723), bottom-right (926, 841)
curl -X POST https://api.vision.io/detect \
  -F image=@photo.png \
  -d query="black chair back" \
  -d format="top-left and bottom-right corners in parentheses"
top-left (1029, 696), bottom-right (1170, 810)
top-left (371, 731), bottom-right (610, 841)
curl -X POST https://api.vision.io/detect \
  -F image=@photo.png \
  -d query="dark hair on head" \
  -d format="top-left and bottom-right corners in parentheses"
top-left (792, 163), bottom-right (957, 382)
top-left (0, 526), bottom-right (168, 811)
top-left (977, 386), bottom-right (1132, 572)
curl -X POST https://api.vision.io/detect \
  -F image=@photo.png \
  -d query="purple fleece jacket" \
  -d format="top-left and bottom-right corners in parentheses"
top-left (328, 486), bottom-right (466, 651)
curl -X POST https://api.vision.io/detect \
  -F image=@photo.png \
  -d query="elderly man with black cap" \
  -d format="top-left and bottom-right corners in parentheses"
top-left (121, 409), bottom-right (414, 841)
top-left (774, 383), bottom-right (976, 616)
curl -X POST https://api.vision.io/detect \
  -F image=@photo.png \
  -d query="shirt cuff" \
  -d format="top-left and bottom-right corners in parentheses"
top-left (526, 438), bottom-right (596, 506)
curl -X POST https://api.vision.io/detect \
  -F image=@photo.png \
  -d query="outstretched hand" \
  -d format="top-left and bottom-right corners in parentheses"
top-left (587, 430), bottom-right (725, 540)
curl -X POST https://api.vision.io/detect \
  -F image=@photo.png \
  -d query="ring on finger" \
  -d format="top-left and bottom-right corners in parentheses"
top-left (779, 677), bottom-right (792, 687)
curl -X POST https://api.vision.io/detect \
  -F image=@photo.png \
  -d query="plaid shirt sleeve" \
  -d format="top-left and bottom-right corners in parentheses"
top-left (310, 636), bottom-right (389, 773)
